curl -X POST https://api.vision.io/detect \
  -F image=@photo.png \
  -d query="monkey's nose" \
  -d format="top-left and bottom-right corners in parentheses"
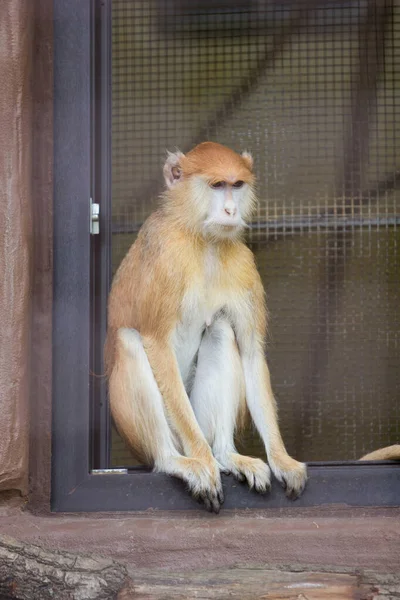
top-left (224, 206), bottom-right (237, 216)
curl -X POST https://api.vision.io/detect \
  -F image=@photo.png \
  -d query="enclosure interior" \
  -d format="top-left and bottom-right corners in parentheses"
top-left (107, 0), bottom-right (400, 466)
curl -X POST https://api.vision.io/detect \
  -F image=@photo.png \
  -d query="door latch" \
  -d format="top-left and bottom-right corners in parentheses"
top-left (90, 198), bottom-right (100, 235)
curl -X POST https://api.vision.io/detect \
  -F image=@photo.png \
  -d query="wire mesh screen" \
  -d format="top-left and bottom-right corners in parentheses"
top-left (110, 0), bottom-right (400, 466)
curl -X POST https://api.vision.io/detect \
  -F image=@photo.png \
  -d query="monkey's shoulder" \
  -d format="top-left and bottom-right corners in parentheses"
top-left (218, 242), bottom-right (260, 290)
top-left (219, 240), bottom-right (255, 265)
top-left (117, 214), bottom-right (188, 273)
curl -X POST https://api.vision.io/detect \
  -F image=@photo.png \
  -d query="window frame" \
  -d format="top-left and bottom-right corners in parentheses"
top-left (51, 0), bottom-right (400, 512)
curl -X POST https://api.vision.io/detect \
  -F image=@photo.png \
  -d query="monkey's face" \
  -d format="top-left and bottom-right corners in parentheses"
top-left (163, 143), bottom-right (256, 240)
top-left (191, 176), bottom-right (256, 240)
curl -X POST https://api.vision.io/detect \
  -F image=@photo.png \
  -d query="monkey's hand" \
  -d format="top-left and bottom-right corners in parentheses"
top-left (268, 456), bottom-right (307, 500)
top-left (171, 455), bottom-right (224, 513)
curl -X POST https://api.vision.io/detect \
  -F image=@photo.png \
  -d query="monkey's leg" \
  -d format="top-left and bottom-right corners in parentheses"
top-left (189, 319), bottom-right (271, 493)
top-left (109, 328), bottom-right (223, 513)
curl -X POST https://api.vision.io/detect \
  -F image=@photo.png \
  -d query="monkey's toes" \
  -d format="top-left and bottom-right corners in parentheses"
top-left (229, 456), bottom-right (271, 494)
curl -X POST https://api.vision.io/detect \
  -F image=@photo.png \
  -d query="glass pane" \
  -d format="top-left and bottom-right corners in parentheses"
top-left (110, 0), bottom-right (400, 466)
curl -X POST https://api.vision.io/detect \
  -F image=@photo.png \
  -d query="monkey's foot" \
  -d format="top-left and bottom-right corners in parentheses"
top-left (158, 456), bottom-right (224, 514)
top-left (218, 453), bottom-right (271, 494)
top-left (269, 456), bottom-right (307, 500)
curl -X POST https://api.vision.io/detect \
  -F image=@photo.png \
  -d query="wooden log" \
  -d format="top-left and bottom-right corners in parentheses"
top-left (0, 534), bottom-right (130, 600)
top-left (119, 566), bottom-right (398, 600)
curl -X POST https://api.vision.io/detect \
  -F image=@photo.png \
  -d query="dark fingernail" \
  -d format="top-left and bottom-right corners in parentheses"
top-left (212, 501), bottom-right (221, 514)
top-left (204, 498), bottom-right (212, 512)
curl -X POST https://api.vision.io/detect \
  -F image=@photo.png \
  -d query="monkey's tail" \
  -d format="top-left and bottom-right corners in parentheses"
top-left (359, 444), bottom-right (400, 461)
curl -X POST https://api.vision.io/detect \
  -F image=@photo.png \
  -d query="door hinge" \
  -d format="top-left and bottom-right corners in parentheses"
top-left (90, 198), bottom-right (100, 235)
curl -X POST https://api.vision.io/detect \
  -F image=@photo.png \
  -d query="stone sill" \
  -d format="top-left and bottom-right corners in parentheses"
top-left (1, 494), bottom-right (399, 573)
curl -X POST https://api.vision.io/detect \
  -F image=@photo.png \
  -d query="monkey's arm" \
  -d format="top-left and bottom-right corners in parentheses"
top-left (230, 281), bottom-right (307, 498)
top-left (142, 335), bottom-right (215, 460)
top-left (128, 230), bottom-right (217, 461)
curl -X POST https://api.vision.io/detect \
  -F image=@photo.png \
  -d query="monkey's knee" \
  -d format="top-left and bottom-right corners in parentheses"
top-left (117, 327), bottom-right (143, 357)
top-left (217, 322), bottom-right (247, 432)
top-left (207, 317), bottom-right (235, 342)
top-left (198, 318), bottom-right (241, 383)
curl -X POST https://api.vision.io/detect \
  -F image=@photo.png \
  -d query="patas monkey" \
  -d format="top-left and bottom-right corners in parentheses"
top-left (105, 142), bottom-right (307, 512)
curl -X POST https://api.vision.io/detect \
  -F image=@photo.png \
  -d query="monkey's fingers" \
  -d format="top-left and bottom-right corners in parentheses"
top-left (284, 478), bottom-right (306, 500)
top-left (201, 490), bottom-right (222, 514)
top-left (193, 476), bottom-right (224, 513)
top-left (202, 496), bottom-right (214, 513)
top-left (207, 481), bottom-right (225, 512)
top-left (182, 458), bottom-right (224, 513)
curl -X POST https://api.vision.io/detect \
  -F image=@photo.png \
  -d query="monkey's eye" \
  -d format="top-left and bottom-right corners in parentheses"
top-left (211, 181), bottom-right (225, 189)
top-left (233, 180), bottom-right (244, 189)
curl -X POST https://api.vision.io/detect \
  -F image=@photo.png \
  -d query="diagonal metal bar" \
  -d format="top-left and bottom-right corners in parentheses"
top-left (296, 0), bottom-right (394, 458)
top-left (132, 1), bottom-right (322, 206)
top-left (336, 0), bottom-right (393, 209)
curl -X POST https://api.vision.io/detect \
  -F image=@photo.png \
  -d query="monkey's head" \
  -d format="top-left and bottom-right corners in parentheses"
top-left (163, 142), bottom-right (256, 240)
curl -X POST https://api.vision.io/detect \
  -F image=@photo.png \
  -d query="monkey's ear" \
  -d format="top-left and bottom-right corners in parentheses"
top-left (163, 150), bottom-right (185, 189)
top-left (241, 151), bottom-right (253, 171)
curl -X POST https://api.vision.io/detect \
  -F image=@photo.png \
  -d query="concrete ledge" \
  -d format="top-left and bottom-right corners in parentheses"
top-left (1, 501), bottom-right (399, 574)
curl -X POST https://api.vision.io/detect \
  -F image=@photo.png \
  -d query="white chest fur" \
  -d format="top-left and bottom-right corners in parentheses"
top-left (172, 247), bottom-right (226, 385)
